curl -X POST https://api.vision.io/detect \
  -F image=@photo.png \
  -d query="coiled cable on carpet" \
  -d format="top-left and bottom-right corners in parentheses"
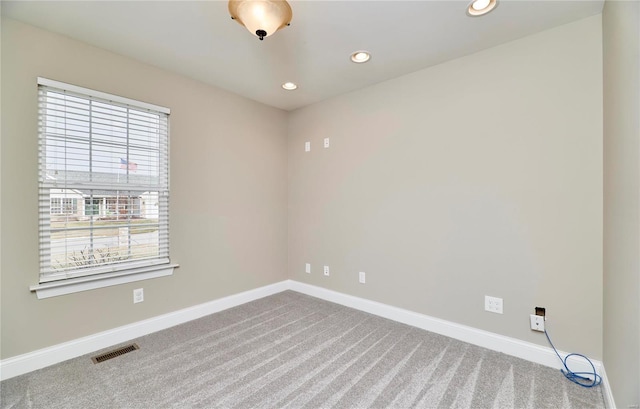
top-left (544, 328), bottom-right (602, 388)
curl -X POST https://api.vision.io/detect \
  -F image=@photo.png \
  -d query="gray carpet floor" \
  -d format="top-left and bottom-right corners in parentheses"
top-left (1, 290), bottom-right (605, 408)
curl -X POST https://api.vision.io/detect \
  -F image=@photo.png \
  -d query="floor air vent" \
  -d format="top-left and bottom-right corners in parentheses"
top-left (91, 343), bottom-right (139, 364)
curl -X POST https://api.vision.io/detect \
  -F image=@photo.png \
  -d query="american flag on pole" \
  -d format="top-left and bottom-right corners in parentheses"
top-left (120, 158), bottom-right (138, 171)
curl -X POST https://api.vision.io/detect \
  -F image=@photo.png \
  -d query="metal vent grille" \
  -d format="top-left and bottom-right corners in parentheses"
top-left (91, 343), bottom-right (139, 364)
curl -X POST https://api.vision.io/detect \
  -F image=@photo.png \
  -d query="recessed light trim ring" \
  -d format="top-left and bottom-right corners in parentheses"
top-left (466, 0), bottom-right (498, 17)
top-left (282, 82), bottom-right (298, 90)
top-left (350, 51), bottom-right (371, 64)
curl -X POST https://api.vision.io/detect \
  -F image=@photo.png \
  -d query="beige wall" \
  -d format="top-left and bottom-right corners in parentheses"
top-left (603, 1), bottom-right (640, 407)
top-left (288, 16), bottom-right (604, 358)
top-left (0, 3), bottom-right (4, 361)
top-left (0, 10), bottom-right (610, 375)
top-left (0, 18), bottom-right (288, 359)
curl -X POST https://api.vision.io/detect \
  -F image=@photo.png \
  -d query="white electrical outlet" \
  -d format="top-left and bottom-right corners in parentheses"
top-left (359, 271), bottom-right (366, 284)
top-left (530, 314), bottom-right (545, 332)
top-left (305, 263), bottom-right (311, 274)
top-left (323, 265), bottom-right (330, 276)
top-left (305, 141), bottom-right (311, 152)
top-left (484, 295), bottom-right (503, 314)
top-left (324, 138), bottom-right (330, 148)
top-left (133, 288), bottom-right (144, 304)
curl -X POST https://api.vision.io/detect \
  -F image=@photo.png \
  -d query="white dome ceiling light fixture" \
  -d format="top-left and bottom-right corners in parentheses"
top-left (350, 51), bottom-right (371, 64)
top-left (229, 0), bottom-right (293, 41)
top-left (466, 0), bottom-right (498, 17)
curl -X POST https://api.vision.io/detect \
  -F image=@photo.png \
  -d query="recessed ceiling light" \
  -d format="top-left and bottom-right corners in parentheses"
top-left (282, 82), bottom-right (298, 91)
top-left (350, 51), bottom-right (371, 64)
top-left (467, 0), bottom-right (498, 16)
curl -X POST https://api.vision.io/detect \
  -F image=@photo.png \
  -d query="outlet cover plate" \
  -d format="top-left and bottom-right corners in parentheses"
top-left (485, 295), bottom-right (503, 314)
top-left (530, 314), bottom-right (545, 332)
top-left (323, 266), bottom-right (330, 276)
top-left (305, 263), bottom-right (311, 274)
top-left (359, 271), bottom-right (365, 284)
top-left (133, 288), bottom-right (144, 304)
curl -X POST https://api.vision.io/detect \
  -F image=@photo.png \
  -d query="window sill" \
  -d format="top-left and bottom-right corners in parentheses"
top-left (29, 263), bottom-right (179, 299)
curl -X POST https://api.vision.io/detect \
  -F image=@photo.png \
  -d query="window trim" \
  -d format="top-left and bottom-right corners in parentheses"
top-left (30, 263), bottom-right (179, 299)
top-left (37, 77), bottom-right (170, 114)
top-left (34, 77), bottom-right (176, 297)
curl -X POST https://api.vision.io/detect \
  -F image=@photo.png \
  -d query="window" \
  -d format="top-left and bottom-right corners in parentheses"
top-left (84, 198), bottom-right (100, 216)
top-left (36, 78), bottom-right (172, 291)
top-left (51, 198), bottom-right (77, 215)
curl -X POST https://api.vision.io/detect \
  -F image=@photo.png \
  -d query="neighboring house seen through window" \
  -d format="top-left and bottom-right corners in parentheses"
top-left (37, 78), bottom-right (172, 290)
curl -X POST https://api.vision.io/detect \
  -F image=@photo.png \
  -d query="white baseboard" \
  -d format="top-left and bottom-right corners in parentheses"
top-left (599, 366), bottom-right (618, 409)
top-left (0, 278), bottom-right (613, 408)
top-left (288, 281), bottom-right (606, 379)
top-left (0, 280), bottom-right (288, 381)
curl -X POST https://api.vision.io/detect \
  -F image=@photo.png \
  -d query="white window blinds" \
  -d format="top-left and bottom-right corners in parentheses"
top-left (38, 78), bottom-right (170, 283)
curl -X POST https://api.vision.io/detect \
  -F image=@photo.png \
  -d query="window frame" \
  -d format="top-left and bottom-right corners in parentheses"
top-left (30, 78), bottom-right (177, 299)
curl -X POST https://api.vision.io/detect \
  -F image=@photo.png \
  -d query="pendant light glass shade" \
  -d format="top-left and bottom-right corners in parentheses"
top-left (229, 0), bottom-right (293, 40)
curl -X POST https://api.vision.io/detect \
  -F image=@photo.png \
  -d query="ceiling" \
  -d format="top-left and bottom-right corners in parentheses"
top-left (2, 0), bottom-right (604, 111)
